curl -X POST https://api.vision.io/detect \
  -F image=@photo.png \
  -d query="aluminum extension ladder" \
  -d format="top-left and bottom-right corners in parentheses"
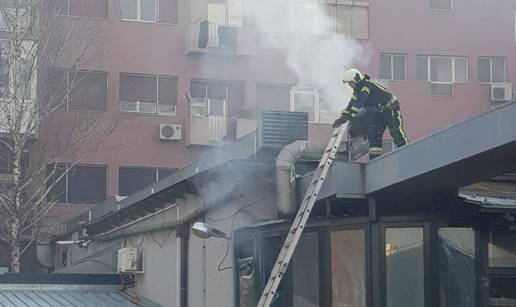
top-left (256, 124), bottom-right (348, 307)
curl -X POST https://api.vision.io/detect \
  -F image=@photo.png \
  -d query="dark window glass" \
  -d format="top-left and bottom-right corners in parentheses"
top-left (417, 56), bottom-right (428, 81)
top-left (331, 229), bottom-right (366, 307)
top-left (120, 74), bottom-right (157, 103)
top-left (256, 84), bottom-right (291, 112)
top-left (69, 71), bottom-right (107, 111)
top-left (386, 227), bottom-right (424, 307)
top-left (48, 68), bottom-right (67, 109)
top-left (190, 80), bottom-right (207, 98)
top-left (379, 54), bottom-right (392, 80)
top-left (478, 58), bottom-right (491, 83)
top-left (261, 236), bottom-right (290, 307)
top-left (119, 167), bottom-right (157, 196)
top-left (392, 55), bottom-right (406, 80)
top-left (489, 231), bottom-right (516, 268)
top-left (490, 276), bottom-right (516, 305)
top-left (157, 76), bottom-right (177, 113)
top-left (157, 168), bottom-right (176, 181)
top-left (67, 165), bottom-right (106, 204)
top-left (68, 0), bottom-right (108, 18)
top-left (207, 83), bottom-right (227, 100)
top-left (438, 228), bottom-right (475, 307)
top-left (46, 164), bottom-right (68, 203)
top-left (292, 232), bottom-right (319, 306)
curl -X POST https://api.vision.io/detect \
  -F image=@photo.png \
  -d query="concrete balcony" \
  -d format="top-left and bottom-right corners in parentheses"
top-left (188, 116), bottom-right (256, 146)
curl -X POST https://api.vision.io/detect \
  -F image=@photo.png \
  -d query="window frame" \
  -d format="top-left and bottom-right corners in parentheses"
top-left (290, 86), bottom-right (321, 123)
top-left (120, 0), bottom-right (159, 23)
top-left (53, 0), bottom-right (109, 19)
top-left (477, 56), bottom-right (507, 84)
top-left (189, 79), bottom-right (237, 118)
top-left (324, 1), bottom-right (370, 39)
top-left (47, 163), bottom-right (107, 204)
top-left (50, 69), bottom-right (109, 112)
top-left (430, 0), bottom-right (453, 11)
top-left (379, 53), bottom-right (407, 81)
top-left (119, 73), bottom-right (177, 116)
top-left (118, 166), bottom-right (176, 196)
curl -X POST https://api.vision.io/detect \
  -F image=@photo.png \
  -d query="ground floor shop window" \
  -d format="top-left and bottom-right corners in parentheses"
top-left (488, 231), bottom-right (516, 307)
top-left (385, 227), bottom-right (424, 307)
top-left (330, 229), bottom-right (366, 307)
top-left (438, 227), bottom-right (476, 307)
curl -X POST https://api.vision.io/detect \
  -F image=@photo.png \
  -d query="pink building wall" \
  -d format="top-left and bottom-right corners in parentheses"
top-left (51, 0), bottom-right (516, 200)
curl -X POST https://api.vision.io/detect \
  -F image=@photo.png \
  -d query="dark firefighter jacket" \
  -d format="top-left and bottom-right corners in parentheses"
top-left (341, 75), bottom-right (398, 118)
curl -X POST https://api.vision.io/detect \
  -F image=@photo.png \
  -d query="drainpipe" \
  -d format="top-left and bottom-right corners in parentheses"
top-left (275, 141), bottom-right (325, 217)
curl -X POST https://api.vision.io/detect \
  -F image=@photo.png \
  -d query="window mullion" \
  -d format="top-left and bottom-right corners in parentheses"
top-left (427, 56), bottom-right (431, 82)
top-left (137, 0), bottom-right (141, 21)
top-left (452, 57), bottom-right (455, 83)
top-left (156, 76), bottom-right (159, 113)
top-left (490, 58), bottom-right (493, 83)
top-left (391, 55), bottom-right (394, 80)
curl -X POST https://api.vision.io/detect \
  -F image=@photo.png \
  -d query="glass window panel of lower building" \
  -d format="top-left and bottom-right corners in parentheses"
top-left (331, 229), bottom-right (366, 307)
top-left (292, 232), bottom-right (320, 307)
top-left (438, 227), bottom-right (475, 307)
top-left (385, 227), bottom-right (424, 307)
top-left (489, 231), bottom-right (516, 267)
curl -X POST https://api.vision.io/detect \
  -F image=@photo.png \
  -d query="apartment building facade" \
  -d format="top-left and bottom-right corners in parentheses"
top-left (36, 0), bottom-right (516, 211)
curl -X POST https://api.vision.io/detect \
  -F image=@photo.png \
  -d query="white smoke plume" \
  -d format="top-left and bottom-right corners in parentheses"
top-left (243, 0), bottom-right (368, 118)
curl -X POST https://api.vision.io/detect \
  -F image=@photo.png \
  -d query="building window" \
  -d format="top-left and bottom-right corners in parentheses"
top-left (385, 227), bottom-right (424, 307)
top-left (121, 0), bottom-right (157, 22)
top-left (47, 164), bottom-right (107, 204)
top-left (0, 0), bottom-right (32, 32)
top-left (52, 0), bottom-right (109, 18)
top-left (49, 69), bottom-right (108, 111)
top-left (417, 55), bottom-right (468, 96)
top-left (189, 80), bottom-right (244, 117)
top-left (324, 2), bottom-right (369, 39)
top-left (256, 83), bottom-right (291, 113)
top-left (120, 0), bottom-right (178, 23)
top-left (489, 231), bottom-right (516, 268)
top-left (120, 73), bottom-right (177, 114)
top-left (431, 0), bottom-right (452, 10)
top-left (478, 57), bottom-right (507, 83)
top-left (119, 167), bottom-right (176, 196)
top-left (331, 229), bottom-right (366, 307)
top-left (438, 228), bottom-right (476, 307)
top-left (379, 54), bottom-right (406, 81)
top-left (289, 87), bottom-right (334, 124)
top-left (207, 0), bottom-right (242, 26)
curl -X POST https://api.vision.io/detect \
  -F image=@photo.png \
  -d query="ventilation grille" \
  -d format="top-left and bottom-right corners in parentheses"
top-left (259, 111), bottom-right (308, 149)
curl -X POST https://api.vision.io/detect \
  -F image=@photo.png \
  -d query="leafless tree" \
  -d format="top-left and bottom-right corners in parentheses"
top-left (0, 0), bottom-right (119, 272)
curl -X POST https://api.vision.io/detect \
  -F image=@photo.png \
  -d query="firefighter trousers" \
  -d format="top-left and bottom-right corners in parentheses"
top-left (367, 103), bottom-right (408, 160)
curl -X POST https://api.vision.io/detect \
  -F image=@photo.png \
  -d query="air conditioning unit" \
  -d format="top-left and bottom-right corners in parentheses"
top-left (159, 124), bottom-right (182, 141)
top-left (117, 247), bottom-right (144, 273)
top-left (491, 83), bottom-right (512, 102)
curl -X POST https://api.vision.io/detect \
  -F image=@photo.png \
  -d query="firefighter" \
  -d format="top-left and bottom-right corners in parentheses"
top-left (333, 68), bottom-right (408, 160)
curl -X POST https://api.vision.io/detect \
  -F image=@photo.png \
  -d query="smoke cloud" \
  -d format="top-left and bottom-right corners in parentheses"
top-left (243, 0), bottom-right (367, 118)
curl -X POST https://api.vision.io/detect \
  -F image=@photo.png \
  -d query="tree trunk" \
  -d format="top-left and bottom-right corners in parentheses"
top-left (8, 220), bottom-right (21, 273)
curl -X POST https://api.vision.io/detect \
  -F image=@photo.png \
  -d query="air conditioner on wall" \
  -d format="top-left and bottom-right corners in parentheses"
top-left (117, 247), bottom-right (144, 274)
top-left (159, 124), bottom-right (182, 141)
top-left (491, 83), bottom-right (513, 102)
